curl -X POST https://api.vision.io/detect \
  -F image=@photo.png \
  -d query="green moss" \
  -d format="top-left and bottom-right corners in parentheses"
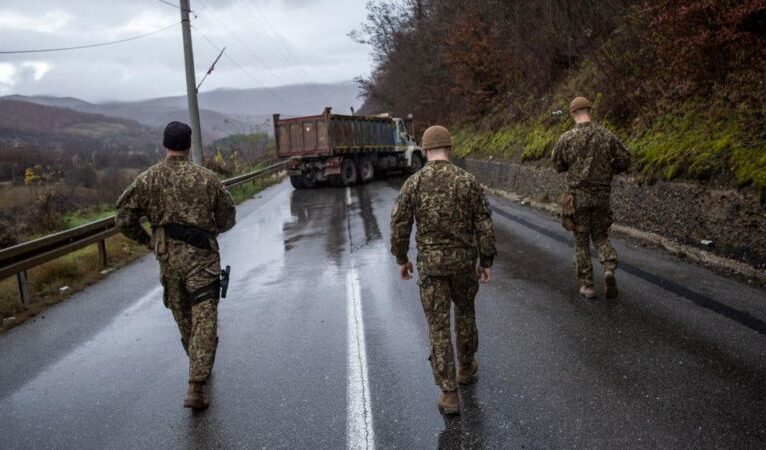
top-left (520, 123), bottom-right (563, 161)
top-left (454, 114), bottom-right (569, 162)
top-left (630, 109), bottom-right (766, 192)
top-left (455, 104), bottom-right (766, 195)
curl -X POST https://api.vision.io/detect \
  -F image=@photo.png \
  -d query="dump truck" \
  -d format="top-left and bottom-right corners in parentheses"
top-left (273, 108), bottom-right (424, 188)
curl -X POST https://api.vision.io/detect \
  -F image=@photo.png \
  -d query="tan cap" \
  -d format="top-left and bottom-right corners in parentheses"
top-left (421, 125), bottom-right (452, 151)
top-left (570, 97), bottom-right (592, 113)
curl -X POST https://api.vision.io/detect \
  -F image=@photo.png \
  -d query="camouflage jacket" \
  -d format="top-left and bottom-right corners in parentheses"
top-left (551, 122), bottom-right (631, 197)
top-left (390, 160), bottom-right (496, 276)
top-left (116, 156), bottom-right (236, 248)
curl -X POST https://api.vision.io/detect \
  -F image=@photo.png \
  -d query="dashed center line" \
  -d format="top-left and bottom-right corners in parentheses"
top-left (346, 268), bottom-right (375, 449)
top-left (345, 186), bottom-right (375, 450)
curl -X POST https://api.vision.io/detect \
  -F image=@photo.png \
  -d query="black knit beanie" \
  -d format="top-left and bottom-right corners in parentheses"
top-left (163, 121), bottom-right (192, 151)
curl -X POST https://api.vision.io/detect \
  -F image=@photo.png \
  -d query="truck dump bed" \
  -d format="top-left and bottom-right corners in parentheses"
top-left (274, 108), bottom-right (397, 159)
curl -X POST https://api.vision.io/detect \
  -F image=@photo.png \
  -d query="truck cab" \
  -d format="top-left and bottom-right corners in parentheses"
top-left (393, 117), bottom-right (422, 170)
top-left (393, 118), bottom-right (413, 147)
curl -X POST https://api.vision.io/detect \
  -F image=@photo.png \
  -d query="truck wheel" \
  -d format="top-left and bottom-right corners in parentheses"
top-left (358, 159), bottom-right (375, 184)
top-left (329, 159), bottom-right (358, 187)
top-left (338, 158), bottom-right (358, 186)
top-left (409, 152), bottom-right (424, 173)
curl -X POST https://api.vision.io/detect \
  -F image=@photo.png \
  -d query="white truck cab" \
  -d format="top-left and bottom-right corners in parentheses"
top-left (392, 117), bottom-right (423, 170)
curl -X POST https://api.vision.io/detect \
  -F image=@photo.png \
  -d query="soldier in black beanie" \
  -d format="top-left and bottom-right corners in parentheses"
top-left (163, 121), bottom-right (192, 152)
top-left (116, 119), bottom-right (235, 410)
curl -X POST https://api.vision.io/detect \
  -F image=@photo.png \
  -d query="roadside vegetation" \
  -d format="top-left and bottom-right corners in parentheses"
top-left (0, 135), bottom-right (279, 329)
top-left (355, 0), bottom-right (766, 197)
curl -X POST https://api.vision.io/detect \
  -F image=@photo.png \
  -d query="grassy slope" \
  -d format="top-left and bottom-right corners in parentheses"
top-left (0, 172), bottom-right (283, 327)
top-left (453, 102), bottom-right (766, 197)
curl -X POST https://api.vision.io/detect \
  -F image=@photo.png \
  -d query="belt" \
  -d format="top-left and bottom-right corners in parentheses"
top-left (159, 223), bottom-right (212, 250)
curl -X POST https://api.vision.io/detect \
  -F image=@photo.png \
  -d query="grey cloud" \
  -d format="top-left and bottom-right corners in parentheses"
top-left (0, 0), bottom-right (370, 102)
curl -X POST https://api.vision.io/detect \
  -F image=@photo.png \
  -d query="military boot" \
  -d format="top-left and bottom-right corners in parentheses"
top-left (604, 270), bottom-right (618, 299)
top-left (184, 381), bottom-right (209, 410)
top-left (457, 359), bottom-right (479, 385)
top-left (579, 284), bottom-right (596, 299)
top-left (438, 390), bottom-right (460, 415)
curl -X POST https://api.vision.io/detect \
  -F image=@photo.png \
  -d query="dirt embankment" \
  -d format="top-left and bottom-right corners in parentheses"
top-left (461, 158), bottom-right (766, 272)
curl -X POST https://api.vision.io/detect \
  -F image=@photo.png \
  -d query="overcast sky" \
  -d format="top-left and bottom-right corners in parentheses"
top-left (0, 0), bottom-right (372, 102)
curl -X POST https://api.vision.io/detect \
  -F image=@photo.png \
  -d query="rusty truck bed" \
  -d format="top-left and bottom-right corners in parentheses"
top-left (274, 108), bottom-right (397, 159)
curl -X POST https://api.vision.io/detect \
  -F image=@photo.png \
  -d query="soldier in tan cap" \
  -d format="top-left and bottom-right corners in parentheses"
top-left (390, 125), bottom-right (496, 415)
top-left (552, 97), bottom-right (631, 299)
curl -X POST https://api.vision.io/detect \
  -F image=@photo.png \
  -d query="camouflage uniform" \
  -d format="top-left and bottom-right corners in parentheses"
top-left (551, 122), bottom-right (631, 286)
top-left (116, 156), bottom-right (236, 383)
top-left (391, 160), bottom-right (496, 392)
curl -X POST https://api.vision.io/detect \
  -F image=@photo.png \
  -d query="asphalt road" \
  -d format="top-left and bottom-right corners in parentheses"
top-left (0, 177), bottom-right (764, 449)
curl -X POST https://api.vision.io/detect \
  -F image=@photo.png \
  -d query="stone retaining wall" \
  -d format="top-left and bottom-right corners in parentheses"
top-left (460, 158), bottom-right (766, 271)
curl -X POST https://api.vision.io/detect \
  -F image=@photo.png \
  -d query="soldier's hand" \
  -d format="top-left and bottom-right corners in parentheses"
top-left (399, 261), bottom-right (414, 280)
top-left (477, 266), bottom-right (492, 283)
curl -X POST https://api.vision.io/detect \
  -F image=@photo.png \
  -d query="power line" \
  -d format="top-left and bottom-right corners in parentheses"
top-left (155, 0), bottom-right (192, 12)
top-left (191, 24), bottom-right (292, 110)
top-left (0, 22), bottom-right (179, 54)
top-left (193, 0), bottom-right (322, 111)
top-left (197, 46), bottom-right (226, 90)
top-left (241, 0), bottom-right (333, 107)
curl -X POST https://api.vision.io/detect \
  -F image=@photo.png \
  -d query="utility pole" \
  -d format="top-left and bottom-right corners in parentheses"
top-left (180, 0), bottom-right (204, 164)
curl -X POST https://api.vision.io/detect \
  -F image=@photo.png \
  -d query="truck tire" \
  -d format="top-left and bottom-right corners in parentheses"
top-left (330, 158), bottom-right (358, 187)
top-left (409, 152), bottom-right (424, 173)
top-left (357, 159), bottom-right (375, 184)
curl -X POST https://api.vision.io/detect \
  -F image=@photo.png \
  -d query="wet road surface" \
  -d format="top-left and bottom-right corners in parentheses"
top-left (0, 177), bottom-right (764, 449)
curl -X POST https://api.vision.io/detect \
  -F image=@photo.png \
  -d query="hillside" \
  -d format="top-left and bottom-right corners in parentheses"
top-left (3, 95), bottom-right (256, 143)
top-left (0, 99), bottom-right (158, 152)
top-left (356, 0), bottom-right (766, 197)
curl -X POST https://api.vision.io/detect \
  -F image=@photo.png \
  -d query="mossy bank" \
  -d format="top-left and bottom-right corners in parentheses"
top-left (454, 104), bottom-right (766, 201)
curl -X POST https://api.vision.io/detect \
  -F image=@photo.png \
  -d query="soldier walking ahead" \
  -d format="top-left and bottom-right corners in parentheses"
top-left (552, 97), bottom-right (631, 299)
top-left (390, 125), bottom-right (496, 415)
top-left (116, 122), bottom-right (236, 410)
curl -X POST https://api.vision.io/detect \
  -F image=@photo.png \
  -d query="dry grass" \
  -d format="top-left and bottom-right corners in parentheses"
top-left (0, 234), bottom-right (149, 329)
top-left (0, 185), bottom-right (36, 210)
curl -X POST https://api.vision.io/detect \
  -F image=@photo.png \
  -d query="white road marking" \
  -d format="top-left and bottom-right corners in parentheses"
top-left (346, 267), bottom-right (375, 450)
top-left (345, 188), bottom-right (374, 449)
top-left (121, 286), bottom-right (162, 316)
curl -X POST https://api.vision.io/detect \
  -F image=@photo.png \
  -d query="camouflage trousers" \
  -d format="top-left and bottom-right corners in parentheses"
top-left (572, 204), bottom-right (618, 285)
top-left (159, 243), bottom-right (221, 383)
top-left (418, 269), bottom-right (479, 392)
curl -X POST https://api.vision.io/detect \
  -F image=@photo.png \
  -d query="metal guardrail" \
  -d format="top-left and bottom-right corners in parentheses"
top-left (0, 161), bottom-right (288, 307)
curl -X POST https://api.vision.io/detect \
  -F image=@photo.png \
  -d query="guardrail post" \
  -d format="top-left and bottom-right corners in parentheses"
top-left (17, 270), bottom-right (30, 308)
top-left (97, 239), bottom-right (108, 268)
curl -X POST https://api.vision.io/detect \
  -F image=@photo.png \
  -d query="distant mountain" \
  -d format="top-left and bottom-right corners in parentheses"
top-left (125, 81), bottom-right (361, 117)
top-left (196, 81), bottom-right (362, 117)
top-left (3, 94), bottom-right (252, 144)
top-left (3, 80), bottom-right (362, 141)
top-left (0, 99), bottom-right (158, 153)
